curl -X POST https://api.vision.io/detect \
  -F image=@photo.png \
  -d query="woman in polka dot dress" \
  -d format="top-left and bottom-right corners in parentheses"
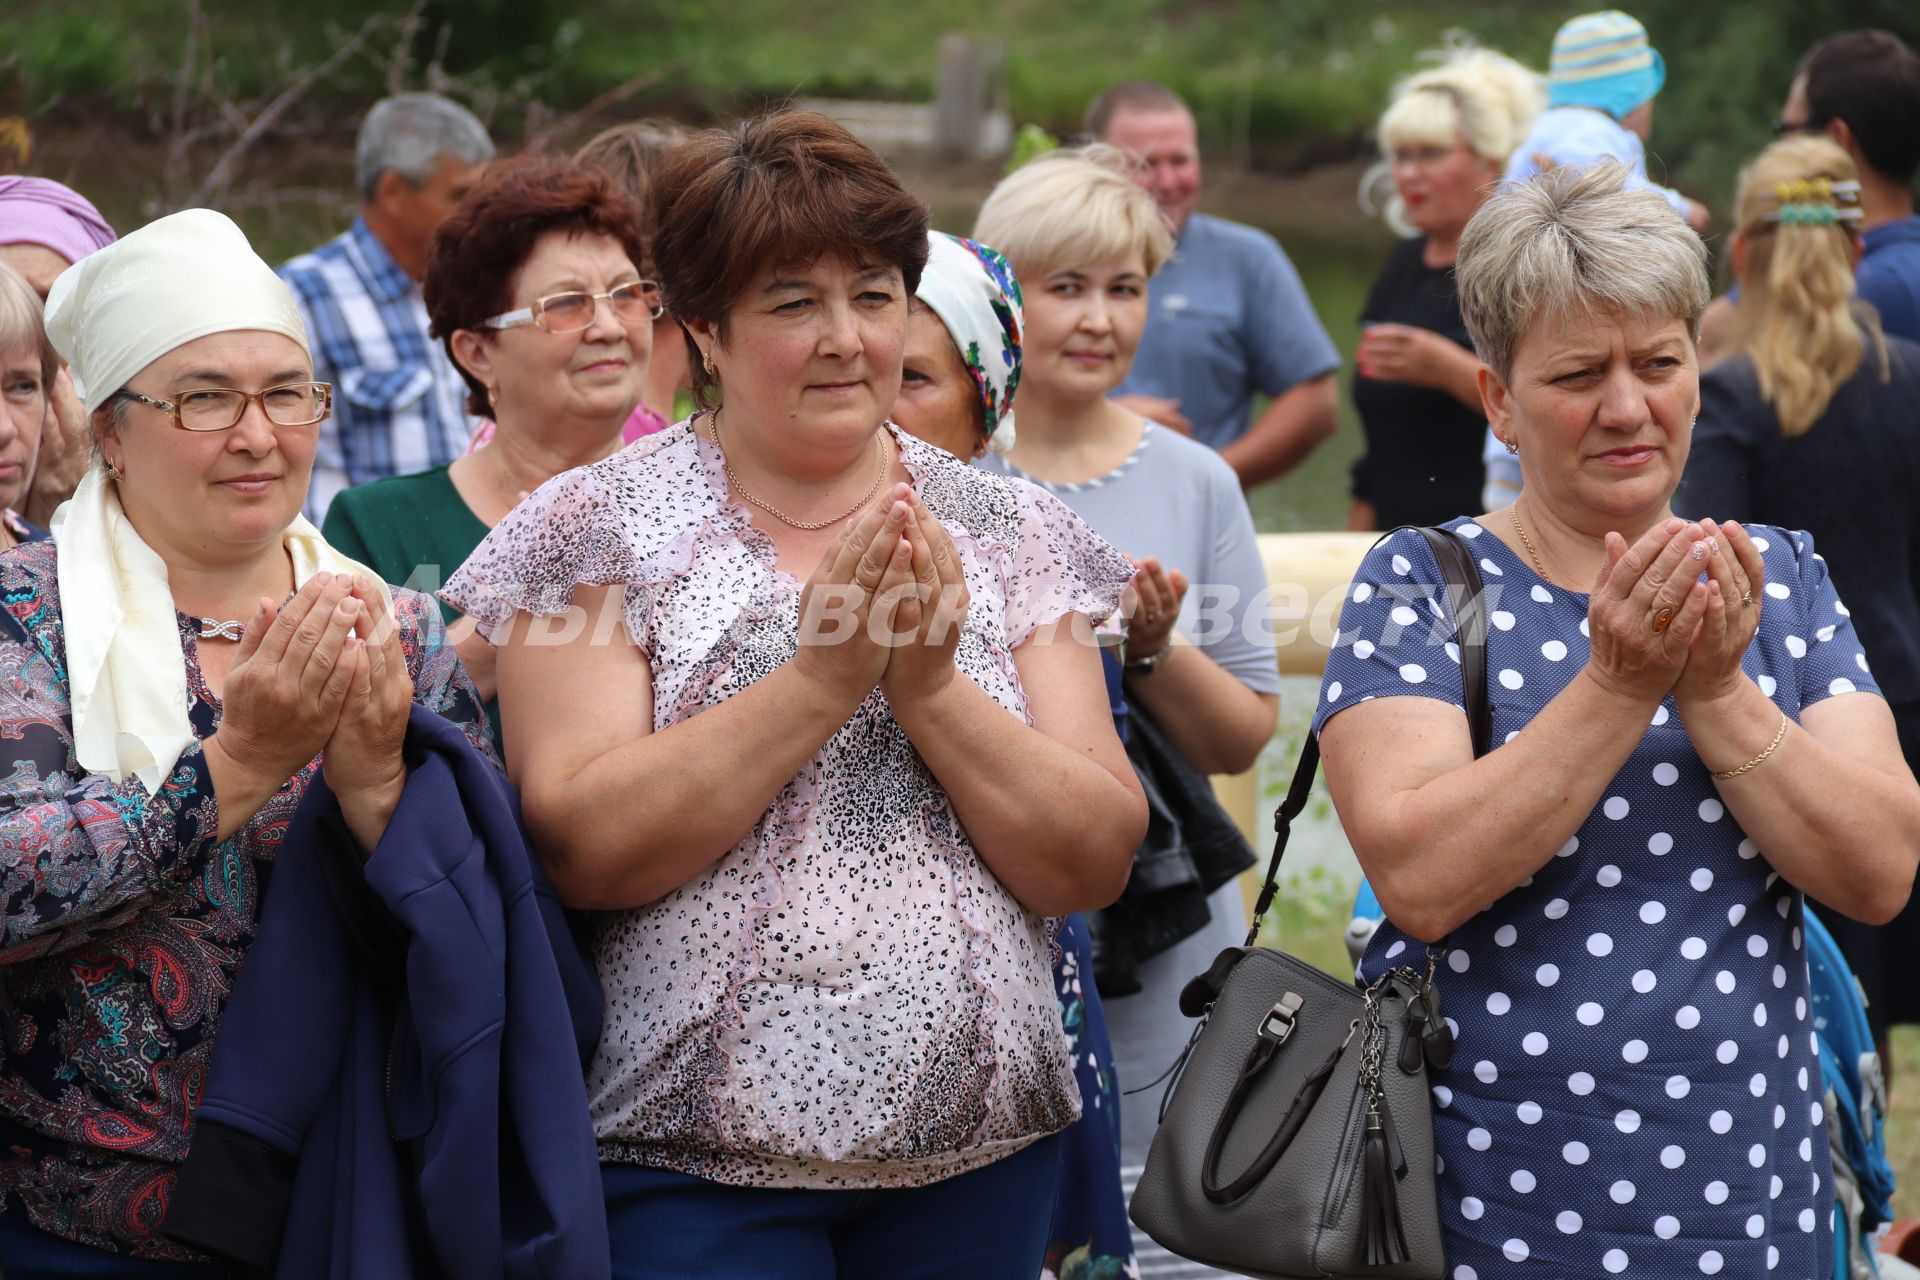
top-left (1314, 164), bottom-right (1920, 1279)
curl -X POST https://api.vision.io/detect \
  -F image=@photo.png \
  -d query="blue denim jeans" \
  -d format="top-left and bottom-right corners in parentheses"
top-left (0, 1214), bottom-right (260, 1279)
top-left (602, 1133), bottom-right (1065, 1279)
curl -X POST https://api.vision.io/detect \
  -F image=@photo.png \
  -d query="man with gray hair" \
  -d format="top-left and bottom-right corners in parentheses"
top-left (281, 92), bottom-right (493, 520)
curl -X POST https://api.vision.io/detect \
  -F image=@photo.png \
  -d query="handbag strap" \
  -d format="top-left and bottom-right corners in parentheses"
top-left (1243, 525), bottom-right (1492, 946)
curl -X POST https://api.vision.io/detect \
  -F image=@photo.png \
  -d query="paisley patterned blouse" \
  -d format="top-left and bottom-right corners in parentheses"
top-left (442, 419), bottom-right (1134, 1190)
top-left (0, 539), bottom-right (491, 1257)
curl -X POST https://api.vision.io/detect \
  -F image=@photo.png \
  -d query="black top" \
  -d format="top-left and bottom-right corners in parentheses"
top-left (1679, 336), bottom-right (1920, 708)
top-left (1350, 236), bottom-right (1488, 529)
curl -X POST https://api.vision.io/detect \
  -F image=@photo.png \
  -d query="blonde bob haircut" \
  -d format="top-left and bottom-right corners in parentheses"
top-left (1729, 136), bottom-right (1887, 438)
top-left (1456, 161), bottom-right (1710, 381)
top-left (0, 262), bottom-right (57, 392)
top-left (1372, 47), bottom-right (1546, 232)
top-left (973, 144), bottom-right (1174, 280)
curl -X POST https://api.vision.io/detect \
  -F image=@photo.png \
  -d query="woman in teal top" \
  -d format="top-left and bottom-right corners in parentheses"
top-left (324, 155), bottom-right (654, 745)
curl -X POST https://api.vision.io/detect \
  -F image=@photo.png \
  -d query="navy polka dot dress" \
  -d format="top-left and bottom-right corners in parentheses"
top-left (1313, 518), bottom-right (1876, 1279)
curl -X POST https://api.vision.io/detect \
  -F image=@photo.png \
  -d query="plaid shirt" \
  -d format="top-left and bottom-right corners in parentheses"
top-left (279, 217), bottom-right (473, 521)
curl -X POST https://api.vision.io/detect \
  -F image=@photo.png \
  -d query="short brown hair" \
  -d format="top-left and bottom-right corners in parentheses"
top-left (574, 118), bottom-right (689, 275)
top-left (424, 154), bottom-right (646, 417)
top-left (1799, 30), bottom-right (1920, 183)
top-left (1083, 81), bottom-right (1189, 140)
top-left (653, 110), bottom-right (929, 408)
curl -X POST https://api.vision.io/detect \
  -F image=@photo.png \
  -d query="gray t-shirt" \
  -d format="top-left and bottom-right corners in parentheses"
top-left (981, 422), bottom-right (1282, 695)
top-left (1115, 212), bottom-right (1341, 451)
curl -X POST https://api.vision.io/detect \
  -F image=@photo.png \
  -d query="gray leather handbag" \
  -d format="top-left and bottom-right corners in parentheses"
top-left (1129, 526), bottom-right (1491, 1280)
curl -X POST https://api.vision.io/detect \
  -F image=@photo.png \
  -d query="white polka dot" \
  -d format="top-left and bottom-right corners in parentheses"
top-left (1682, 936), bottom-right (1708, 960)
top-left (1773, 964), bottom-right (1787, 987)
top-left (1389, 605), bottom-right (1419, 628)
top-left (1544, 898), bottom-right (1569, 920)
top-left (1604, 796), bottom-right (1630, 820)
top-left (1523, 1032), bottom-right (1550, 1055)
top-left (1652, 704), bottom-right (1670, 726)
top-left (1385, 940), bottom-right (1407, 960)
top-left (1691, 868), bottom-right (1715, 892)
top-left (1699, 799), bottom-right (1725, 823)
top-left (1503, 1239), bottom-right (1529, 1263)
top-left (1325, 681), bottom-right (1343, 702)
top-left (1603, 1247), bottom-right (1630, 1273)
top-left (1556, 1209), bottom-right (1582, 1233)
top-left (1498, 668), bottom-right (1524, 690)
top-left (1746, 1214), bottom-right (1765, 1238)
top-left (1433, 1084), bottom-right (1453, 1108)
top-left (1797, 997), bottom-right (1808, 1021)
top-left (1748, 935), bottom-right (1768, 958)
top-left (1491, 610), bottom-right (1515, 631)
top-left (1622, 1039), bottom-right (1649, 1064)
top-left (1587, 933), bottom-right (1614, 958)
top-left (1799, 1208), bottom-right (1816, 1232)
top-left (1642, 900), bottom-right (1669, 924)
top-left (1785, 635), bottom-right (1808, 659)
top-left (1649, 832), bottom-right (1674, 856)
top-left (1757, 674), bottom-right (1778, 698)
top-left (1615, 1108), bottom-right (1641, 1133)
top-left (1768, 1244), bottom-right (1781, 1269)
top-left (1556, 836), bottom-right (1579, 858)
top-left (1662, 1144), bottom-right (1687, 1169)
top-left (1753, 535), bottom-right (1772, 552)
top-left (1751, 1073), bottom-right (1768, 1097)
top-left (1858, 652), bottom-right (1871, 673)
top-left (1717, 1039), bottom-right (1740, 1064)
top-left (1568, 1071), bottom-right (1595, 1096)
top-left (1391, 555), bottom-right (1413, 576)
top-left (1467, 1127), bottom-right (1492, 1151)
top-left (1578, 1001), bottom-right (1606, 1025)
top-left (1486, 992), bottom-right (1511, 1016)
top-left (1766, 581), bottom-right (1791, 600)
top-left (1829, 677), bottom-right (1856, 695)
top-left (1517, 1100), bottom-right (1543, 1124)
top-left (1536, 963), bottom-right (1560, 987)
top-left (1654, 1215), bottom-right (1681, 1239)
top-left (1353, 639), bottom-right (1376, 660)
top-left (1580, 618), bottom-right (1590, 637)
top-left (1667, 1074), bottom-right (1693, 1099)
top-left (1676, 1005), bottom-right (1701, 1029)
top-left (1728, 904), bottom-right (1747, 927)
top-left (1754, 1003), bottom-right (1768, 1027)
top-left (1716, 970), bottom-right (1737, 994)
top-left (1800, 1136), bottom-right (1814, 1162)
top-left (1635, 970), bottom-right (1659, 994)
top-left (1459, 523), bottom-right (1483, 539)
top-left (1563, 1140), bottom-right (1590, 1164)
top-left (1510, 1168), bottom-right (1536, 1193)
top-left (1610, 1179), bottom-right (1637, 1204)
top-left (1810, 1098), bottom-right (1822, 1123)
top-left (1704, 1180), bottom-right (1729, 1204)
top-left (1353, 583), bottom-right (1374, 603)
top-left (1700, 1249), bottom-right (1725, 1274)
top-left (1530, 583), bottom-right (1552, 603)
top-left (1448, 950), bottom-right (1471, 974)
top-left (1444, 641), bottom-right (1460, 664)
top-left (1710, 1110), bottom-right (1733, 1134)
top-left (1494, 924), bottom-right (1518, 947)
top-left (1460, 1196), bottom-right (1484, 1221)
top-left (1475, 1059), bottom-right (1499, 1084)
top-left (1750, 1142), bottom-right (1768, 1167)
top-left (1541, 639), bottom-right (1568, 661)
top-left (1771, 1175), bottom-right (1784, 1199)
top-left (1653, 762), bottom-right (1680, 786)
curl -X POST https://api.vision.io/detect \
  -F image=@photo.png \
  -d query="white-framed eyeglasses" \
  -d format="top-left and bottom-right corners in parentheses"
top-left (480, 281), bottom-right (665, 334)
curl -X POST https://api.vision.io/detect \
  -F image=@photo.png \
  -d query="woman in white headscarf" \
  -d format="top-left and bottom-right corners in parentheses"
top-left (0, 208), bottom-right (490, 1273)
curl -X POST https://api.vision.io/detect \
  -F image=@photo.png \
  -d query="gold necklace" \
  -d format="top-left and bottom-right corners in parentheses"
top-left (1509, 502), bottom-right (1553, 581)
top-left (707, 411), bottom-right (891, 531)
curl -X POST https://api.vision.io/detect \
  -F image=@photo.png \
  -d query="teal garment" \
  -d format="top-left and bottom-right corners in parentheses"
top-left (323, 464), bottom-right (500, 746)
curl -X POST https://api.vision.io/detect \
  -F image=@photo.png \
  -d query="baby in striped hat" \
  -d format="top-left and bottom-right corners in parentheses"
top-left (1503, 10), bottom-right (1710, 232)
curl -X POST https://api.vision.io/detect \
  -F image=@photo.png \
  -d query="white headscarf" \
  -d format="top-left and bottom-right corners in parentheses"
top-left (41, 208), bottom-right (385, 794)
top-left (914, 232), bottom-right (1023, 453)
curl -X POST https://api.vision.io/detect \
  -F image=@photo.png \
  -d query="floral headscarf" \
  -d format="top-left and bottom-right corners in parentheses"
top-left (914, 232), bottom-right (1022, 451)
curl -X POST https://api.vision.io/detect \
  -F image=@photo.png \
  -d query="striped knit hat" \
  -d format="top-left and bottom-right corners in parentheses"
top-left (1547, 10), bottom-right (1666, 120)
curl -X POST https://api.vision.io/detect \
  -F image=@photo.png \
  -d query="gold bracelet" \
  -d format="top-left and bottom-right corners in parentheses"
top-left (1712, 712), bottom-right (1789, 779)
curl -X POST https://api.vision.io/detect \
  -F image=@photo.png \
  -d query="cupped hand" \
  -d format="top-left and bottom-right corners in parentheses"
top-left (209, 572), bottom-right (361, 788)
top-left (1122, 556), bottom-right (1189, 662)
top-left (1671, 518), bottom-right (1767, 709)
top-left (1356, 324), bottom-right (1459, 390)
top-left (23, 365), bottom-right (90, 526)
top-left (321, 576), bottom-right (415, 805)
top-left (1584, 518), bottom-right (1713, 706)
top-left (794, 485), bottom-right (917, 700)
top-left (879, 492), bottom-right (970, 705)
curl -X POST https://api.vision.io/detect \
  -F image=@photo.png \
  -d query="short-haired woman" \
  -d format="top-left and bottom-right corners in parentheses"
top-left (973, 147), bottom-right (1282, 1245)
top-left (323, 155), bottom-right (652, 742)
top-left (1683, 135), bottom-right (1920, 1055)
top-left (1318, 162), bottom-right (1920, 1277)
top-left (442, 112), bottom-right (1146, 1279)
top-left (1352, 45), bottom-right (1544, 530)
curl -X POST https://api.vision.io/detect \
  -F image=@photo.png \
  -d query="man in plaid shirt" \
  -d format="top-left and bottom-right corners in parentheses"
top-left (280, 93), bottom-right (493, 521)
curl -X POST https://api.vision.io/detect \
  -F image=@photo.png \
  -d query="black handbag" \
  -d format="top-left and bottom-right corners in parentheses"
top-left (1129, 526), bottom-right (1493, 1280)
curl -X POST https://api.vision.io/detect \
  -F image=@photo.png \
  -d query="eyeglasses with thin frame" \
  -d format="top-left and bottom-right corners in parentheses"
top-left (1769, 116), bottom-right (1827, 139)
top-left (480, 280), bottom-right (665, 334)
top-left (117, 382), bottom-right (334, 432)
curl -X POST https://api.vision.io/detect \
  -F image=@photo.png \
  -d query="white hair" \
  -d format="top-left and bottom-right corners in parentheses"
top-left (354, 93), bottom-right (494, 201)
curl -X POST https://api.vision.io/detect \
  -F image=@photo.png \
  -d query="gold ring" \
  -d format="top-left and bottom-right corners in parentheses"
top-left (1650, 606), bottom-right (1676, 635)
top-left (1741, 590), bottom-right (1754, 608)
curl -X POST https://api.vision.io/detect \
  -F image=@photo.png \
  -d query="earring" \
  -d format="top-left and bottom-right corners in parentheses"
top-left (1503, 437), bottom-right (1519, 456)
top-left (104, 457), bottom-right (123, 480)
top-left (701, 349), bottom-right (716, 378)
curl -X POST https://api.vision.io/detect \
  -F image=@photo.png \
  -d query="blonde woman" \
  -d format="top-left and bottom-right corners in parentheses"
top-left (1352, 46), bottom-right (1544, 530)
top-left (1683, 135), bottom-right (1920, 1052)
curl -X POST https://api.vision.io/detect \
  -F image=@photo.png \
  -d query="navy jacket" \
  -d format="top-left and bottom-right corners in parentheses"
top-left (164, 706), bottom-right (609, 1279)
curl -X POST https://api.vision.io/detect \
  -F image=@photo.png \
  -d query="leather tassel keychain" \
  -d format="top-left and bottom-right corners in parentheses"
top-left (1363, 1085), bottom-right (1411, 1266)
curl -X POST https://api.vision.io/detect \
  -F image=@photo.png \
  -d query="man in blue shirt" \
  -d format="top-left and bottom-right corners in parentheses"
top-left (1700, 31), bottom-right (1920, 354)
top-left (1088, 83), bottom-right (1341, 490)
top-left (280, 93), bottom-right (493, 521)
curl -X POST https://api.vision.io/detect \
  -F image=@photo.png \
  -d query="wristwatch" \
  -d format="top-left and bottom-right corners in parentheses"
top-left (1124, 639), bottom-right (1173, 674)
